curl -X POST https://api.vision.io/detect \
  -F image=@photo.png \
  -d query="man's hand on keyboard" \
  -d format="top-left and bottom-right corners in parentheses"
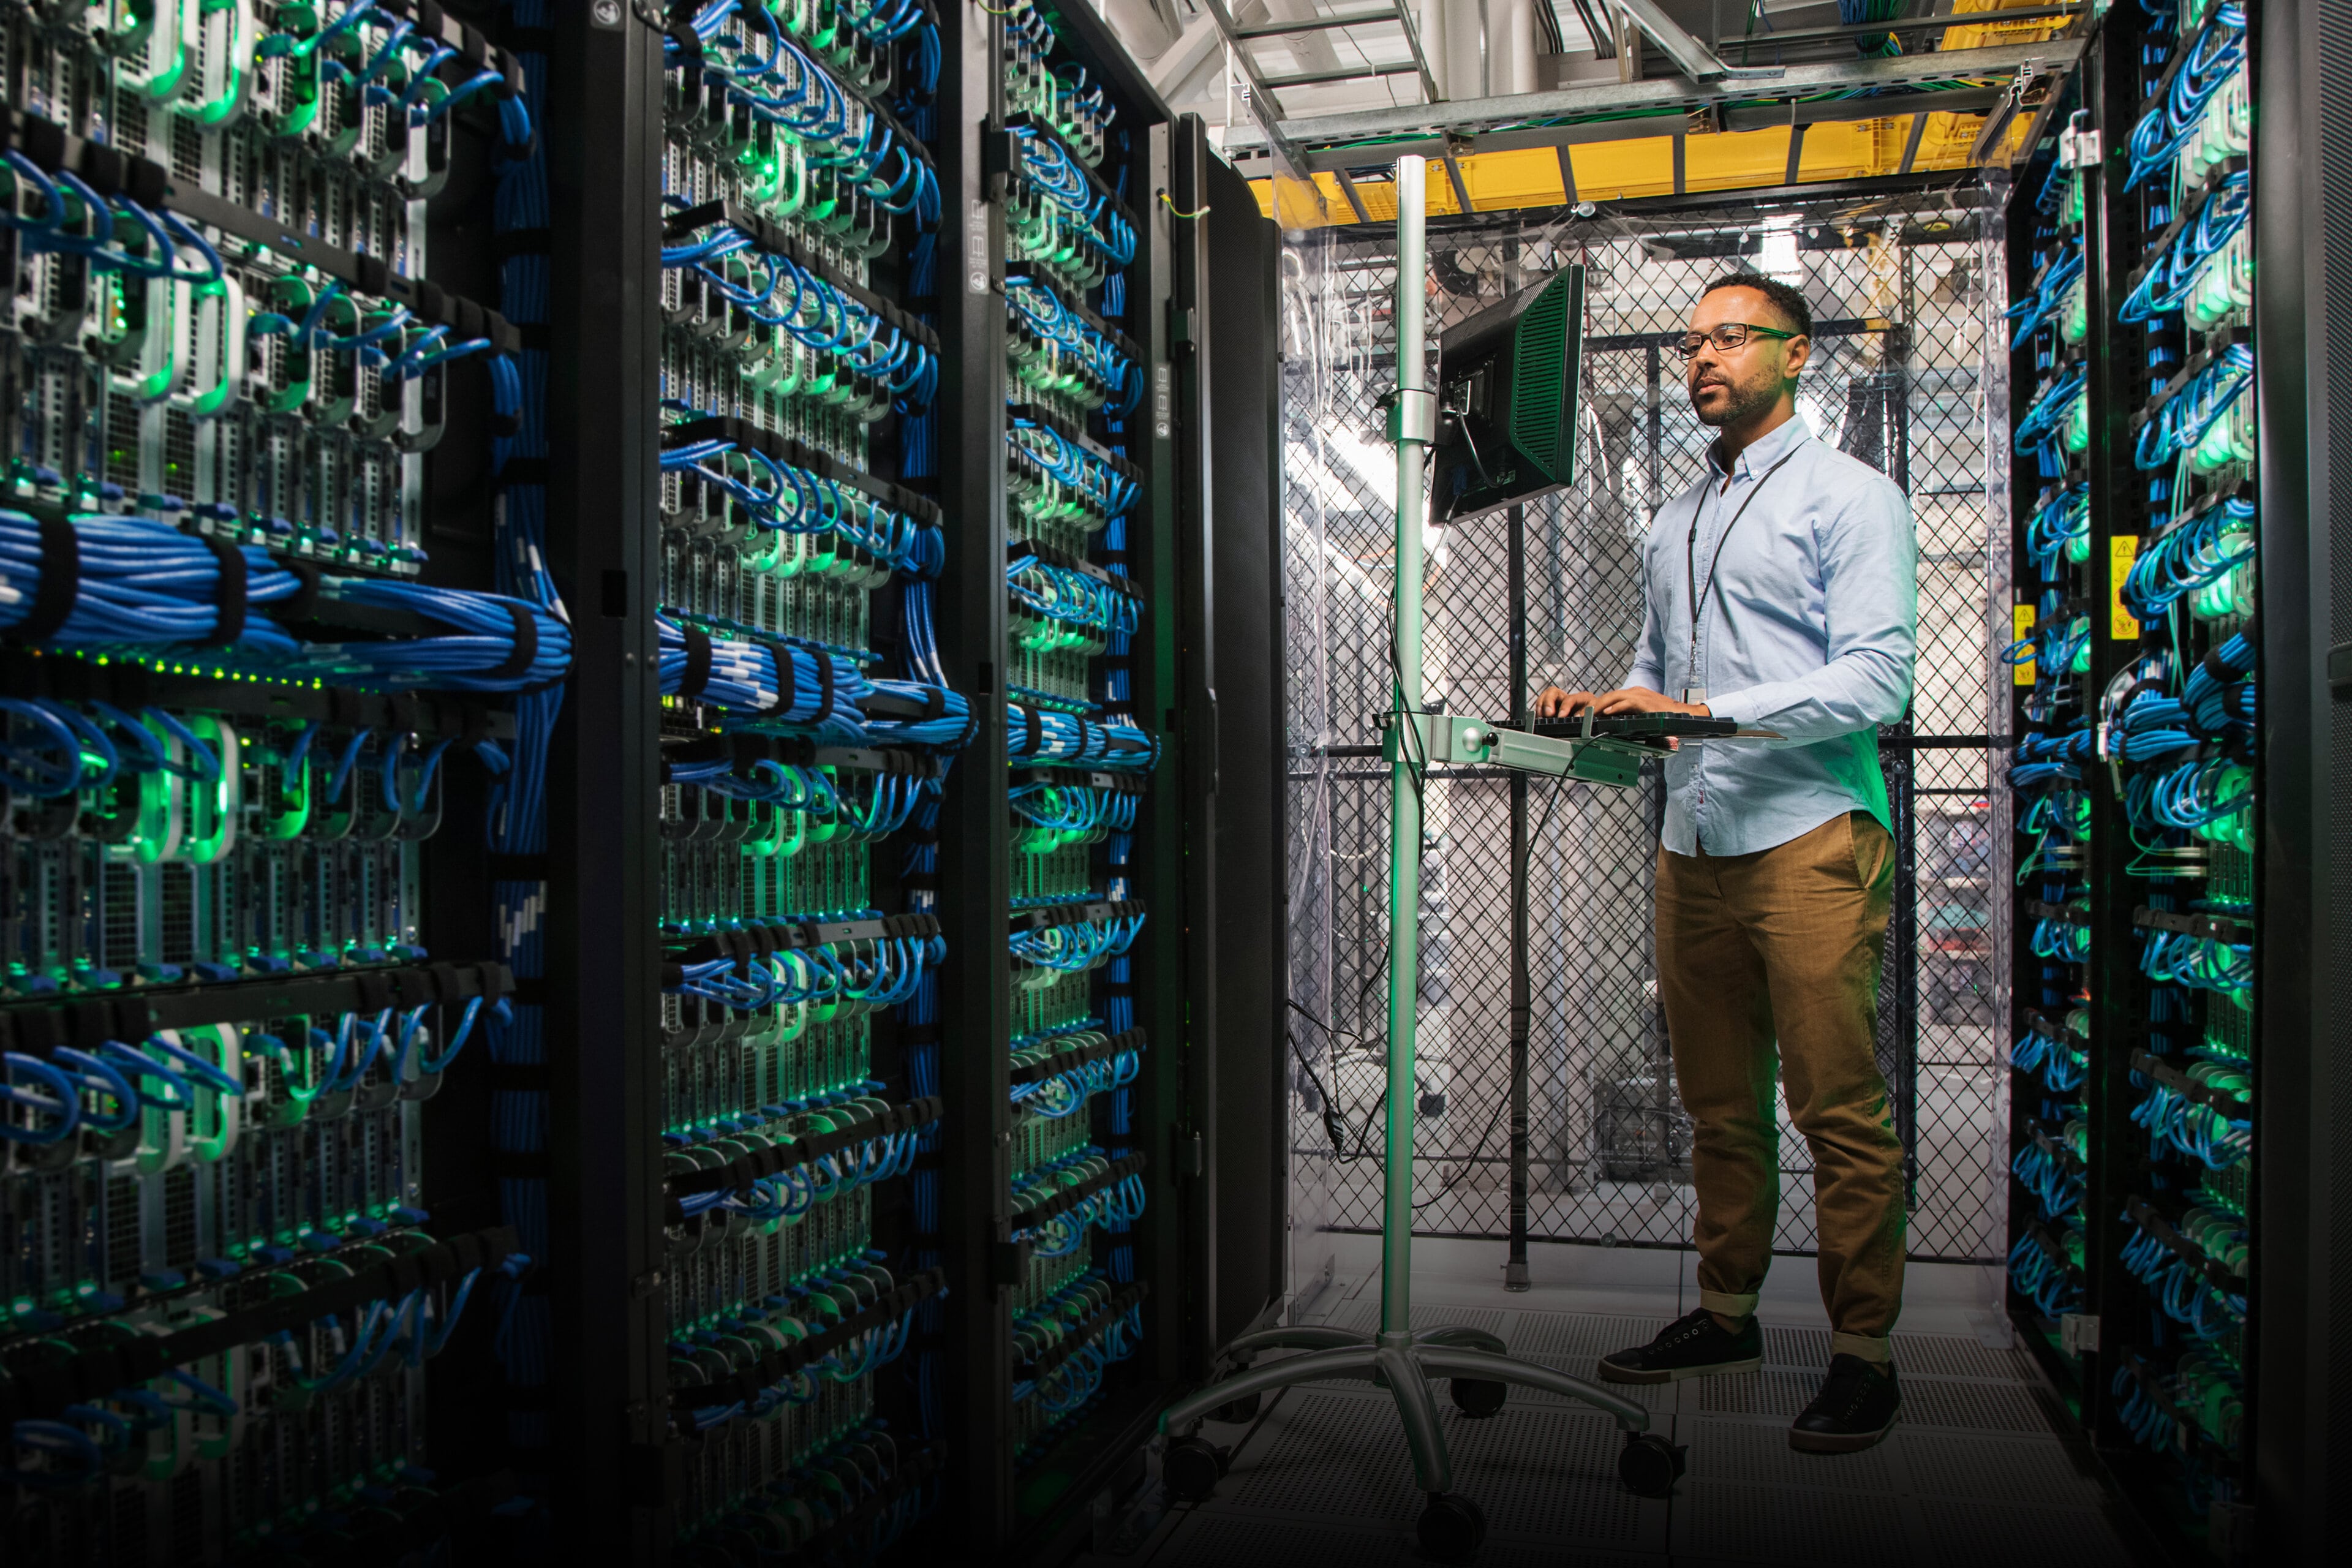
top-left (1533, 685), bottom-right (1713, 720)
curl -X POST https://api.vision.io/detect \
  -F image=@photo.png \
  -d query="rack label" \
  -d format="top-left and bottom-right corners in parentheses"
top-left (2013, 603), bottom-right (2036, 685)
top-left (967, 203), bottom-right (990, 296)
top-left (2109, 535), bottom-right (2141, 640)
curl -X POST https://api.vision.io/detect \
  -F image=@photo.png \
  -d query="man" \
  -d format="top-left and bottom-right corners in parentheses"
top-left (1536, 271), bottom-right (1917, 1453)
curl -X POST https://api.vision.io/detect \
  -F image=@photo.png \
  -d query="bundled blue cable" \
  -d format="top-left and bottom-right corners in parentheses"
top-left (2012, 1133), bottom-right (2086, 1219)
top-left (2121, 172), bottom-right (2248, 327)
top-left (2134, 342), bottom-right (2250, 470)
top-left (2006, 242), bottom-right (2084, 351)
top-left (2011, 1027), bottom-right (2088, 1095)
top-left (659, 222), bottom-right (939, 407)
top-left (661, 10), bottom-right (940, 230)
top-left (2182, 629), bottom-right (2255, 735)
top-left (1010, 127), bottom-right (1135, 271)
top-left (1008, 910), bottom-right (1147, 978)
top-left (1008, 417), bottom-right (1140, 526)
top-left (657, 616), bottom-right (872, 740)
top-left (2138, 924), bottom-right (2252, 997)
top-left (1007, 551), bottom-right (1143, 648)
top-left (290, 578), bottom-right (571, 692)
top-left (0, 152), bottom-right (223, 284)
top-left (2124, 497), bottom-right (2253, 620)
top-left (2024, 483), bottom-right (2090, 579)
top-left (2131, 1077), bottom-right (2251, 1169)
top-left (2124, 6), bottom-right (2247, 190)
top-left (2013, 367), bottom-right (2087, 477)
top-left (862, 677), bottom-right (974, 751)
top-left (1, 511), bottom-right (306, 656)
top-left (1005, 701), bottom-right (1158, 771)
top-left (1007, 275), bottom-right (1144, 413)
top-left (2007, 1231), bottom-right (2082, 1316)
top-left (0, 511), bottom-right (571, 692)
top-left (2120, 1213), bottom-right (2244, 1338)
top-left (2008, 725), bottom-right (2092, 790)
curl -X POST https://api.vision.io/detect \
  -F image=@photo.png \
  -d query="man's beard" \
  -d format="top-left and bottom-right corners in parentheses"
top-left (1692, 373), bottom-right (1781, 429)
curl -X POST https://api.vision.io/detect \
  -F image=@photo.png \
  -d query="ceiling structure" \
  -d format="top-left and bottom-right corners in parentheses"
top-left (1091, 1), bottom-right (2087, 225)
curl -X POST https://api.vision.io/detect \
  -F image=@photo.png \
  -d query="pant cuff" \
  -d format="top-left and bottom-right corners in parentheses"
top-left (1830, 1332), bottom-right (1893, 1363)
top-left (1698, 1289), bottom-right (1758, 1319)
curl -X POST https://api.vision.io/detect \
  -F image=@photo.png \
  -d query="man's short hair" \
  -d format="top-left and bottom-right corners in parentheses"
top-left (1702, 271), bottom-right (1811, 337)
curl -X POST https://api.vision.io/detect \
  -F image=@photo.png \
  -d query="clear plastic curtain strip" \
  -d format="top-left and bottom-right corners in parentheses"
top-left (1278, 183), bottom-right (2013, 1265)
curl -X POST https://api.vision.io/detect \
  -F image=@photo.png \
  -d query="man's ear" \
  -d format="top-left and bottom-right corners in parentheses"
top-left (1782, 333), bottom-right (1811, 380)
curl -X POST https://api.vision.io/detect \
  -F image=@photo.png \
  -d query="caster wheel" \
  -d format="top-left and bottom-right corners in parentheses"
top-left (1209, 1390), bottom-right (1262, 1423)
top-left (1163, 1436), bottom-right (1226, 1504)
top-left (1415, 1492), bottom-right (1488, 1561)
top-left (1617, 1431), bottom-right (1687, 1497)
top-left (1449, 1378), bottom-right (1506, 1419)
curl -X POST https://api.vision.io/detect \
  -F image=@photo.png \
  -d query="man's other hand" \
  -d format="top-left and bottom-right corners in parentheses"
top-left (1533, 685), bottom-right (1712, 720)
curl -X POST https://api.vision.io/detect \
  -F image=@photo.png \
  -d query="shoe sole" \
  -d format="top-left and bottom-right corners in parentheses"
top-left (1787, 1408), bottom-right (1901, 1453)
top-left (1597, 1355), bottom-right (1762, 1385)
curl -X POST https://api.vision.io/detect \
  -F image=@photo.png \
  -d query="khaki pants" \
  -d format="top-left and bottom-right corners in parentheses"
top-left (1656, 811), bottom-right (1905, 1361)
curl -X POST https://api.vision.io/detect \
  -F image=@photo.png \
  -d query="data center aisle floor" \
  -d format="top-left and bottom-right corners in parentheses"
top-left (1099, 1237), bottom-right (2140, 1568)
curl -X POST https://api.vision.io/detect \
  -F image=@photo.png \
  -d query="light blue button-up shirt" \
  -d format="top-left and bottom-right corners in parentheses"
top-left (1623, 413), bottom-right (1917, 858)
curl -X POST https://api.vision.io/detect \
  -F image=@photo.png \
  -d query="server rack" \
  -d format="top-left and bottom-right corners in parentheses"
top-left (1, 5), bottom-right (1278, 1559)
top-left (2, 0), bottom-right (552, 1554)
top-left (518, 4), bottom-right (1280, 1561)
top-left (1997, 1), bottom-right (2340, 1559)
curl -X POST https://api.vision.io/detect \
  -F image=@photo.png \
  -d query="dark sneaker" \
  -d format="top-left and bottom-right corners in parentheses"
top-left (1789, 1354), bottom-right (1901, 1453)
top-left (1597, 1308), bottom-right (1763, 1384)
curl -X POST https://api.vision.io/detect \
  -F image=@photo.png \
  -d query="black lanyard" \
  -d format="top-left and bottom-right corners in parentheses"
top-left (1682, 447), bottom-right (1801, 701)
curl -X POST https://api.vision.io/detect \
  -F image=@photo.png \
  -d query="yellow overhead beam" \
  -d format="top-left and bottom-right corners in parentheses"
top-left (1248, 0), bottom-right (2069, 227)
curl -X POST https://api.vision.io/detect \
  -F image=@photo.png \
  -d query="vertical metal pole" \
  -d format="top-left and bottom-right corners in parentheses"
top-left (1381, 155), bottom-right (1428, 1341)
top-left (1507, 502), bottom-right (1532, 1291)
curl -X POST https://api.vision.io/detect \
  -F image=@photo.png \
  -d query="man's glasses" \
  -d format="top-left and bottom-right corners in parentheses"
top-left (1670, 322), bottom-right (1802, 360)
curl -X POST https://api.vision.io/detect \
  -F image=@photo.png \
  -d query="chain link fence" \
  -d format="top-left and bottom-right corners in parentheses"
top-left (1282, 179), bottom-right (2009, 1268)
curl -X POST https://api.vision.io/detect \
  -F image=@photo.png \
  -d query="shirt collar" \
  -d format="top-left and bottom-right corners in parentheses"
top-left (1707, 412), bottom-right (1812, 481)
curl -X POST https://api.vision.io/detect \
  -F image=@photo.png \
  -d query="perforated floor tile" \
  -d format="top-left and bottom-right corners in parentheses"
top-left (1897, 1375), bottom-right (2066, 1433)
top-left (1223, 1390), bottom-right (1421, 1522)
top-left (1319, 1298), bottom-right (1511, 1338)
top-left (1686, 1416), bottom-right (1901, 1491)
top-left (1501, 1355), bottom-right (1674, 1414)
top-left (1414, 1305), bottom-right (1510, 1336)
top-left (1759, 1325), bottom-right (1831, 1368)
top-left (1915, 1496), bottom-right (2135, 1567)
top-left (1504, 1311), bottom-right (1667, 1360)
top-left (1697, 1368), bottom-right (1820, 1417)
top-left (1153, 1513), bottom-right (1419, 1567)
top-left (1890, 1430), bottom-right (2112, 1507)
top-left (1131, 1284), bottom-right (2132, 1568)
top-left (1676, 1481), bottom-right (1908, 1561)
top-left (1891, 1332), bottom-right (2037, 1381)
top-left (1433, 1407), bottom-right (1651, 1544)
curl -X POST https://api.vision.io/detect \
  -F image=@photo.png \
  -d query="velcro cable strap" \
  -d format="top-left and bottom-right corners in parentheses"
top-left (197, 537), bottom-right (247, 648)
top-left (277, 560), bottom-right (322, 624)
top-left (758, 641), bottom-right (799, 720)
top-left (485, 603), bottom-right (539, 683)
top-left (10, 514), bottom-right (80, 643)
top-left (677, 627), bottom-right (714, 700)
top-left (1019, 703), bottom-right (1042, 758)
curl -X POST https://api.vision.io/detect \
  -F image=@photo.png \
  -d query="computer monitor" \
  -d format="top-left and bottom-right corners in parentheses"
top-left (1429, 266), bottom-right (1586, 526)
